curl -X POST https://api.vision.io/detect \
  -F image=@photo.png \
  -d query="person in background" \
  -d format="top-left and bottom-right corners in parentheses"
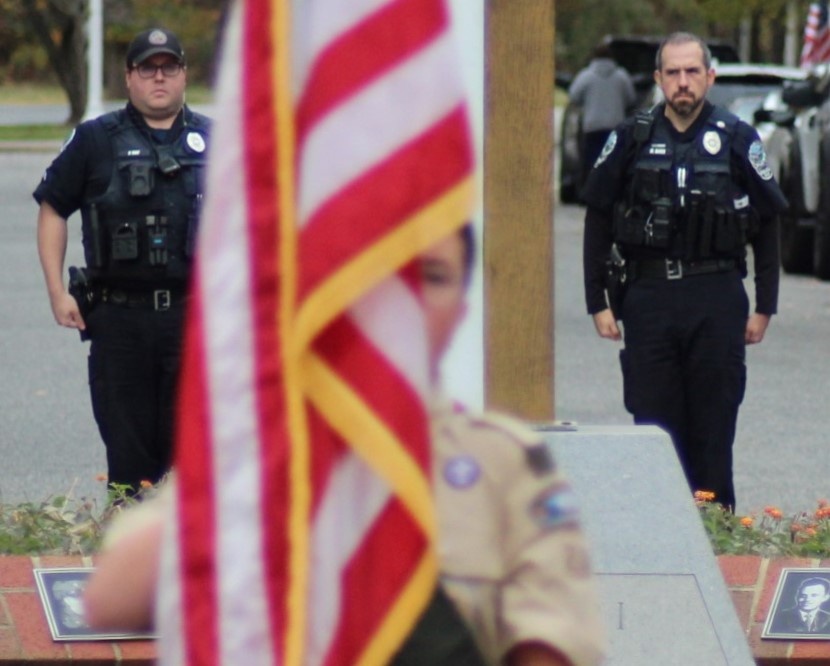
top-left (568, 42), bottom-right (636, 193)
top-left (33, 28), bottom-right (211, 492)
top-left (581, 32), bottom-right (787, 510)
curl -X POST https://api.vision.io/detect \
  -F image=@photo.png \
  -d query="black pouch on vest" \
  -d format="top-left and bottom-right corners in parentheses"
top-left (713, 209), bottom-right (739, 252)
top-left (128, 164), bottom-right (154, 197)
top-left (112, 222), bottom-right (139, 261)
top-left (645, 198), bottom-right (672, 248)
top-left (613, 201), bottom-right (645, 245)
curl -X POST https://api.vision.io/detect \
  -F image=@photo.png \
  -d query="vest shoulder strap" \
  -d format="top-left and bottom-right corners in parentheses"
top-left (705, 105), bottom-right (740, 136)
top-left (632, 107), bottom-right (656, 145)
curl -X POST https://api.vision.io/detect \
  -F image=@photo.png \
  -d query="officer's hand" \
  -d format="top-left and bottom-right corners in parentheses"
top-left (745, 313), bottom-right (770, 345)
top-left (592, 309), bottom-right (621, 341)
top-left (51, 291), bottom-right (86, 333)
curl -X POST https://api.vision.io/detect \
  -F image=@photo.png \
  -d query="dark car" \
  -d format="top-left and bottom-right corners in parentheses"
top-left (557, 34), bottom-right (740, 204)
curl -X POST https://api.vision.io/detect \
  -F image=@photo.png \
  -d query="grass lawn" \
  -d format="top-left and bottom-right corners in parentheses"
top-left (0, 82), bottom-right (214, 141)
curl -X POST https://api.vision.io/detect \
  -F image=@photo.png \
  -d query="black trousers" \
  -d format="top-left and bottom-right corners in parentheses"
top-left (620, 270), bottom-right (748, 509)
top-left (85, 301), bottom-right (186, 489)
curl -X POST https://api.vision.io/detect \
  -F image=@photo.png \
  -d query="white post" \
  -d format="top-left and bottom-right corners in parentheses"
top-left (83, 0), bottom-right (105, 121)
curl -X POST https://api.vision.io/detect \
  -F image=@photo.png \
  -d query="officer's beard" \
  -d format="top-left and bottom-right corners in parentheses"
top-left (667, 92), bottom-right (704, 118)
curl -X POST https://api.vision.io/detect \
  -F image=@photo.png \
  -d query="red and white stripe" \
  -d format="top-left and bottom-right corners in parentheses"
top-left (802, 2), bottom-right (830, 67)
top-left (157, 0), bottom-right (473, 664)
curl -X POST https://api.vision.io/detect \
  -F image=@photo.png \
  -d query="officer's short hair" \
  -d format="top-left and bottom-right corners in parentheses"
top-left (655, 32), bottom-right (712, 72)
top-left (798, 577), bottom-right (830, 596)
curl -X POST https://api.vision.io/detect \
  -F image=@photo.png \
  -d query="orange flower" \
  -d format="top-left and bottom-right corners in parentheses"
top-left (139, 480), bottom-right (153, 490)
top-left (819, 499), bottom-right (829, 509)
top-left (764, 506), bottom-right (783, 520)
top-left (805, 527), bottom-right (818, 537)
top-left (740, 516), bottom-right (753, 528)
top-left (95, 473), bottom-right (107, 482)
top-left (694, 490), bottom-right (716, 502)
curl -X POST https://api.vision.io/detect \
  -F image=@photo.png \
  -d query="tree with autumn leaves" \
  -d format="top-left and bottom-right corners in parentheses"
top-left (0, 0), bottom-right (227, 124)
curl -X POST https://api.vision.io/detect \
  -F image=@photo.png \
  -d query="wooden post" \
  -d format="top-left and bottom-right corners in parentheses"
top-left (483, 1), bottom-right (555, 420)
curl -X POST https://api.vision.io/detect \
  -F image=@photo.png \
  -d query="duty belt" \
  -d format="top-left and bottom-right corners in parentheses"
top-left (100, 285), bottom-right (188, 311)
top-left (632, 258), bottom-right (738, 281)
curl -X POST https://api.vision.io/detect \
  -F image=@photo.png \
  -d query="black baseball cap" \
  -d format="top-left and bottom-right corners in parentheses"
top-left (126, 28), bottom-right (185, 68)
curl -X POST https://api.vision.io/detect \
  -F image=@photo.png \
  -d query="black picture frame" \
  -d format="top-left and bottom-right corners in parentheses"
top-left (762, 567), bottom-right (830, 640)
top-left (33, 567), bottom-right (155, 642)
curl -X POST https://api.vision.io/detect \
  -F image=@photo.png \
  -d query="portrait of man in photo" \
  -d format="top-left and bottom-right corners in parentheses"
top-left (764, 570), bottom-right (830, 639)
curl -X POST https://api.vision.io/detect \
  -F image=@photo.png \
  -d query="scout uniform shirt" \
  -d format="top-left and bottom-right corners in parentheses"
top-left (432, 398), bottom-right (606, 666)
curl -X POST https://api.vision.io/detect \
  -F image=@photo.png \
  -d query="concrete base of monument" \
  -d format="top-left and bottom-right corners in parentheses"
top-left (544, 424), bottom-right (755, 665)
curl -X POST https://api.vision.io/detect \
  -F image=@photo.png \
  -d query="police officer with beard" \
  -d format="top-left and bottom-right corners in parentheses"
top-left (34, 28), bottom-right (210, 491)
top-left (582, 32), bottom-right (787, 510)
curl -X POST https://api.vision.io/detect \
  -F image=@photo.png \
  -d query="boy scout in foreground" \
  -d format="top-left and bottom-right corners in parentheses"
top-left (422, 225), bottom-right (605, 666)
top-left (84, 226), bottom-right (604, 665)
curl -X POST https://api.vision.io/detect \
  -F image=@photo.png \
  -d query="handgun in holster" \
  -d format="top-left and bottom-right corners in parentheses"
top-left (67, 266), bottom-right (97, 342)
top-left (604, 243), bottom-right (628, 321)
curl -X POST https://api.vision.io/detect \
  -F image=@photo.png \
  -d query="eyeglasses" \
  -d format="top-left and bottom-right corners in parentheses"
top-left (133, 62), bottom-right (183, 79)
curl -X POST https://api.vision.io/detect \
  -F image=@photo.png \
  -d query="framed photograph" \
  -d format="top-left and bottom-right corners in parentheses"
top-left (33, 568), bottom-right (155, 642)
top-left (762, 568), bottom-right (830, 640)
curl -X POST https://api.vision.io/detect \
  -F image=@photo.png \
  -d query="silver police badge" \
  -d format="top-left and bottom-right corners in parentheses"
top-left (594, 130), bottom-right (617, 167)
top-left (703, 131), bottom-right (721, 155)
top-left (149, 29), bottom-right (169, 45)
top-left (186, 131), bottom-right (206, 153)
top-left (748, 140), bottom-right (773, 180)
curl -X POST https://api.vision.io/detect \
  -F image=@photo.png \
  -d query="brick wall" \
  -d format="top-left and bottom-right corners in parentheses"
top-left (2, 553), bottom-right (829, 664)
top-left (719, 554), bottom-right (830, 665)
top-left (0, 555), bottom-right (155, 664)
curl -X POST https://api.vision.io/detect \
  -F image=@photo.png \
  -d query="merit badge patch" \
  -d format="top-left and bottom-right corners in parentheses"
top-left (594, 130), bottom-right (617, 167)
top-left (529, 483), bottom-right (580, 529)
top-left (748, 140), bottom-right (773, 181)
top-left (443, 455), bottom-right (481, 489)
top-left (702, 130), bottom-right (721, 155)
top-left (186, 131), bottom-right (206, 153)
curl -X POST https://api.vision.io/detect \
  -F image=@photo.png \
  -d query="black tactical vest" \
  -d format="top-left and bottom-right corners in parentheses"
top-left (80, 108), bottom-right (210, 284)
top-left (613, 106), bottom-right (756, 260)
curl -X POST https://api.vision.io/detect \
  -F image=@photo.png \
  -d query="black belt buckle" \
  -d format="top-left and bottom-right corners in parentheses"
top-left (665, 258), bottom-right (683, 280)
top-left (154, 289), bottom-right (171, 311)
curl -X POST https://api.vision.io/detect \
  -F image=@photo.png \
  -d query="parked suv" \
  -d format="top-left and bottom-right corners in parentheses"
top-left (764, 63), bottom-right (830, 279)
top-left (557, 34), bottom-right (740, 204)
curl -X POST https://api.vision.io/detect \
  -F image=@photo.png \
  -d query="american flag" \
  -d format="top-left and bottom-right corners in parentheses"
top-left (801, 1), bottom-right (830, 67)
top-left (156, 0), bottom-right (474, 664)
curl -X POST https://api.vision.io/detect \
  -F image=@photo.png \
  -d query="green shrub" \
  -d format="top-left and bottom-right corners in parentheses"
top-left (0, 481), bottom-right (152, 556)
top-left (696, 491), bottom-right (830, 558)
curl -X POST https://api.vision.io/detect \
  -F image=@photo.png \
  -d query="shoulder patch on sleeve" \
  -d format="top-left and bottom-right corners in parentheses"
top-left (748, 140), bottom-right (773, 181)
top-left (594, 130), bottom-right (617, 167)
top-left (530, 482), bottom-right (581, 530)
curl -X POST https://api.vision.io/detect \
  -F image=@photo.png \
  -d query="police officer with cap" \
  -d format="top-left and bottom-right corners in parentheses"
top-left (582, 32), bottom-right (787, 510)
top-left (34, 27), bottom-right (211, 491)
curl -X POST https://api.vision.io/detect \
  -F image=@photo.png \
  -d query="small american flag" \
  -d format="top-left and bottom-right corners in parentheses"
top-left (801, 1), bottom-right (830, 67)
top-left (155, 0), bottom-right (475, 664)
